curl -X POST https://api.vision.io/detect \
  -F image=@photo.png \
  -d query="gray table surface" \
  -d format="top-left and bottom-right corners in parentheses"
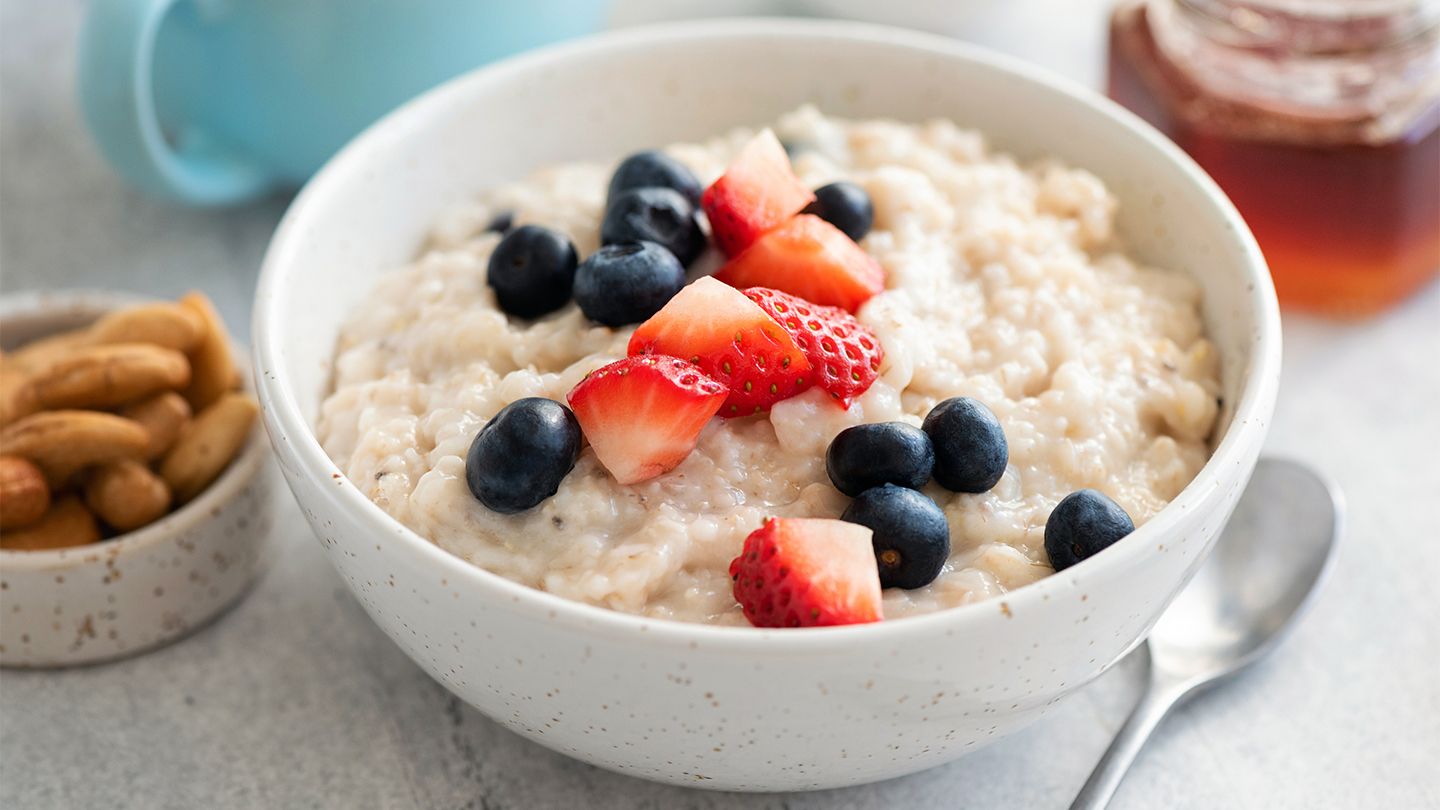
top-left (2, 2), bottom-right (1437, 808)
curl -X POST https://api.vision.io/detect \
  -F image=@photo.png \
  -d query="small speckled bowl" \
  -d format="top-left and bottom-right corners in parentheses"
top-left (0, 291), bottom-right (278, 667)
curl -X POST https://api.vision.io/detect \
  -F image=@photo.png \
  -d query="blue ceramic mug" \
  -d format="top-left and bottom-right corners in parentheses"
top-left (78, 0), bottom-right (609, 205)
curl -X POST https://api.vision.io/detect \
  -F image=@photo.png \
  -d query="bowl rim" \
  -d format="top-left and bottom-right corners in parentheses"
top-left (0, 289), bottom-right (271, 571)
top-left (253, 18), bottom-right (1281, 649)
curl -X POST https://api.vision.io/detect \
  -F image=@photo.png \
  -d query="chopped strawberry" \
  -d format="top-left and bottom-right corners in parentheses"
top-left (701, 129), bottom-right (815, 257)
top-left (628, 277), bottom-right (812, 417)
top-left (566, 355), bottom-right (726, 485)
top-left (743, 287), bottom-right (884, 408)
top-left (729, 517), bottom-right (883, 628)
top-left (714, 214), bottom-right (886, 313)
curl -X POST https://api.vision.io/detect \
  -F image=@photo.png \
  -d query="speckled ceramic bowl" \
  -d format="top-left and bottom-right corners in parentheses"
top-left (253, 20), bottom-right (1280, 791)
top-left (0, 291), bottom-right (277, 667)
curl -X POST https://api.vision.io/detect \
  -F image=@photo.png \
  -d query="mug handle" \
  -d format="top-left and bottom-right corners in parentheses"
top-left (77, 0), bottom-right (275, 205)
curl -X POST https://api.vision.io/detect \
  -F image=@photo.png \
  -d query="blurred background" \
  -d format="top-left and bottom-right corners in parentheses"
top-left (1, 1), bottom-right (1436, 808)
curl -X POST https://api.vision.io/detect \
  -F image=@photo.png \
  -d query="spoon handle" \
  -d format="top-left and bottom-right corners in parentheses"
top-left (1068, 675), bottom-right (1185, 810)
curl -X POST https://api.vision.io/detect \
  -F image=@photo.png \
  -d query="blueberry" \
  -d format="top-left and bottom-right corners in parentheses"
top-left (485, 210), bottom-right (514, 234)
top-left (1043, 489), bottom-right (1135, 571)
top-left (841, 484), bottom-right (950, 590)
top-left (601, 188), bottom-right (706, 267)
top-left (606, 150), bottom-right (702, 207)
top-left (802, 181), bottom-right (874, 242)
top-left (573, 242), bottom-right (686, 327)
top-left (826, 422), bottom-right (934, 497)
top-left (486, 225), bottom-right (578, 319)
top-left (465, 398), bottom-right (581, 514)
top-left (922, 397), bottom-right (1008, 493)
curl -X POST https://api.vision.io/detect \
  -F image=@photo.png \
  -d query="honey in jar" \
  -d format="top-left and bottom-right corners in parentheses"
top-left (1109, 0), bottom-right (1440, 316)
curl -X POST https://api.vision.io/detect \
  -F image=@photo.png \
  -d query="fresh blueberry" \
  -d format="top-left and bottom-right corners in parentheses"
top-left (1043, 489), bottom-right (1135, 571)
top-left (802, 181), bottom-right (874, 242)
top-left (826, 422), bottom-right (934, 497)
top-left (922, 397), bottom-right (1008, 493)
top-left (485, 210), bottom-right (514, 234)
top-left (601, 188), bottom-right (706, 267)
top-left (841, 484), bottom-right (950, 590)
top-left (486, 225), bottom-right (578, 319)
top-left (606, 150), bottom-right (703, 207)
top-left (465, 398), bottom-right (582, 514)
top-left (573, 242), bottom-right (686, 327)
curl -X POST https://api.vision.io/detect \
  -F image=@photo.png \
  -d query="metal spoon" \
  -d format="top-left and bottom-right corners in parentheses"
top-left (1070, 457), bottom-right (1343, 809)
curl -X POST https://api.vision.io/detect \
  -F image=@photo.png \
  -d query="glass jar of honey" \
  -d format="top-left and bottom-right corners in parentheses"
top-left (1109, 0), bottom-right (1440, 316)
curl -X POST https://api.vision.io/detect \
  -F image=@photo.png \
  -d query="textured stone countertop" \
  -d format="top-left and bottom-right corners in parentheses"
top-left (2, 1), bottom-right (1436, 807)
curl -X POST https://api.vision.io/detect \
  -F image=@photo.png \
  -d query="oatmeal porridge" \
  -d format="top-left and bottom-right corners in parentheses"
top-left (317, 106), bottom-right (1220, 626)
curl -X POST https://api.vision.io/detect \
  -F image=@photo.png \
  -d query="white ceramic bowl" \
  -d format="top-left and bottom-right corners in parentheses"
top-left (253, 20), bottom-right (1280, 791)
top-left (0, 291), bottom-right (277, 667)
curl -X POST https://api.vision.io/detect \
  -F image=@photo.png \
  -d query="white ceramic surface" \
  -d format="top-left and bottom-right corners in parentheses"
top-left (252, 20), bottom-right (1280, 791)
top-left (0, 291), bottom-right (278, 667)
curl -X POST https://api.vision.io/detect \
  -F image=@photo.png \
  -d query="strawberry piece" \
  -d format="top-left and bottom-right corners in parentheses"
top-left (701, 129), bottom-right (815, 257)
top-left (628, 277), bottom-right (812, 417)
top-left (744, 287), bottom-right (884, 408)
top-left (729, 517), bottom-right (883, 628)
top-left (714, 214), bottom-right (886, 313)
top-left (566, 355), bottom-right (726, 485)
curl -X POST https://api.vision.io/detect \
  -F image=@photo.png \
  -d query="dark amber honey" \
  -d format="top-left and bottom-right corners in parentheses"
top-left (1109, 1), bottom-right (1440, 316)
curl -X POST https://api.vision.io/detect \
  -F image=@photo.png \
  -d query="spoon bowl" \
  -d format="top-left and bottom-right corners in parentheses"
top-left (1071, 457), bottom-right (1343, 808)
top-left (1150, 457), bottom-right (1343, 686)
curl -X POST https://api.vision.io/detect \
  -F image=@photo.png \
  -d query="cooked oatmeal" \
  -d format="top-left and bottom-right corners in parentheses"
top-left (317, 107), bottom-right (1220, 625)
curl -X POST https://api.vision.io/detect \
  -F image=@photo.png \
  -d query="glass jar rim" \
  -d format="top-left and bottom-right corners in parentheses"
top-left (1173, 0), bottom-right (1440, 55)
